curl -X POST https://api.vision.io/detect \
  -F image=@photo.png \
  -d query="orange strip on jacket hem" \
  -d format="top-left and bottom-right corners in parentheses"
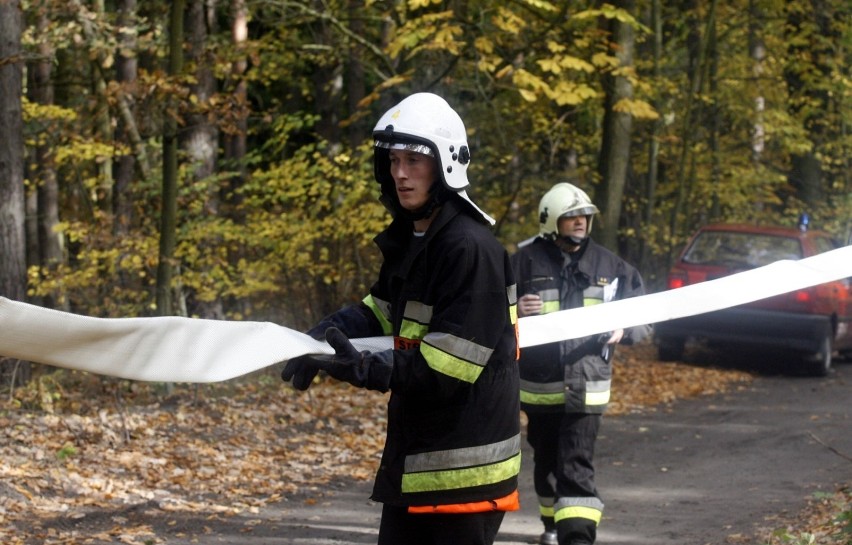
top-left (407, 490), bottom-right (520, 514)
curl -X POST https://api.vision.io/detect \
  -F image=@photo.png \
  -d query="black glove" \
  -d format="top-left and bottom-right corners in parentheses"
top-left (283, 324), bottom-right (329, 389)
top-left (282, 328), bottom-right (393, 392)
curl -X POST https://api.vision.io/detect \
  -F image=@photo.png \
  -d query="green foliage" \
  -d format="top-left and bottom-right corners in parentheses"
top-left (56, 443), bottom-right (77, 461)
top-left (238, 139), bottom-right (385, 324)
top-left (17, 0), bottom-right (852, 324)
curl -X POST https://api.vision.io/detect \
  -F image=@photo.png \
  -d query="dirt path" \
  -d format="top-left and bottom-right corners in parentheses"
top-left (505, 360), bottom-right (852, 545)
top-left (269, 360), bottom-right (852, 545)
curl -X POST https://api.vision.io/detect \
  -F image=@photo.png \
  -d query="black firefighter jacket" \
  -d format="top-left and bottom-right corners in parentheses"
top-left (511, 237), bottom-right (651, 415)
top-left (310, 198), bottom-right (521, 508)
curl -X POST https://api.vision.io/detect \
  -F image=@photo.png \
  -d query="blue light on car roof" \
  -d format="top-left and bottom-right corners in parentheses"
top-left (798, 213), bottom-right (810, 232)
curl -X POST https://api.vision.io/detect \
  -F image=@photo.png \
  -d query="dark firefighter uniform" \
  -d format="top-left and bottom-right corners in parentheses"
top-left (310, 198), bottom-right (522, 525)
top-left (511, 236), bottom-right (650, 544)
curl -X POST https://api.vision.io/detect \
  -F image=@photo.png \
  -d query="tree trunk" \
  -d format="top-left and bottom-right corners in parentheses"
top-left (156, 0), bottom-right (185, 316)
top-left (223, 0), bottom-right (248, 222)
top-left (0, 0), bottom-right (30, 384)
top-left (184, 0), bottom-right (223, 319)
top-left (707, 17), bottom-right (721, 222)
top-left (597, 0), bottom-right (636, 251)
top-left (346, 0), bottom-right (367, 149)
top-left (748, 0), bottom-right (766, 166)
top-left (784, 0), bottom-right (832, 208)
top-left (639, 0), bottom-right (662, 273)
top-left (114, 0), bottom-right (139, 238)
top-left (28, 8), bottom-right (66, 310)
top-left (670, 0), bottom-right (717, 249)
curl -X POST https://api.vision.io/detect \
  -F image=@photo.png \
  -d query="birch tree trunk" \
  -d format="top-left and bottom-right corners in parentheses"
top-left (223, 0), bottom-right (248, 221)
top-left (184, 0), bottom-right (223, 319)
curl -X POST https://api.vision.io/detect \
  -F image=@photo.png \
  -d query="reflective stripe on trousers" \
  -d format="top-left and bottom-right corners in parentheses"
top-left (554, 496), bottom-right (604, 524)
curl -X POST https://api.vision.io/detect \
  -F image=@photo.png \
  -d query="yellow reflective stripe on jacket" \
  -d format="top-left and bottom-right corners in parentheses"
top-left (585, 379), bottom-right (611, 406)
top-left (583, 285), bottom-right (605, 307)
top-left (519, 379), bottom-right (564, 406)
top-left (508, 284), bottom-right (518, 324)
top-left (542, 301), bottom-right (561, 314)
top-left (399, 300), bottom-right (432, 340)
top-left (401, 319), bottom-right (429, 340)
top-left (554, 497), bottom-right (604, 524)
top-left (538, 288), bottom-right (560, 315)
top-left (401, 435), bottom-right (522, 493)
top-left (421, 332), bottom-right (493, 383)
top-left (401, 452), bottom-right (521, 493)
top-left (363, 295), bottom-right (393, 336)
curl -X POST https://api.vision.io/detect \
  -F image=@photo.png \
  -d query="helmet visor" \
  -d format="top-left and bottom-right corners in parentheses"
top-left (374, 140), bottom-right (434, 157)
top-left (559, 206), bottom-right (598, 219)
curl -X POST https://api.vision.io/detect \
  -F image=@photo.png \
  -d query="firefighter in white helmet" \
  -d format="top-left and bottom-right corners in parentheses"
top-left (511, 182), bottom-right (651, 545)
top-left (284, 92), bottom-right (521, 545)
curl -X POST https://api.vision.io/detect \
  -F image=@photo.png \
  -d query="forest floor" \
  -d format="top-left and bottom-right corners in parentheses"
top-left (1, 340), bottom-right (849, 544)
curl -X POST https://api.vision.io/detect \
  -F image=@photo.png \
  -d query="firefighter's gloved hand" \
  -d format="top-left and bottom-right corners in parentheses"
top-left (281, 324), bottom-right (325, 392)
top-left (282, 328), bottom-right (393, 393)
top-left (282, 354), bottom-right (322, 390)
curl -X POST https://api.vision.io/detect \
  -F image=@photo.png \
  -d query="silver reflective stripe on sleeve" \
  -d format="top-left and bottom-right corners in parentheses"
top-left (421, 332), bottom-right (493, 383)
top-left (507, 283), bottom-right (518, 305)
top-left (400, 300), bottom-right (433, 340)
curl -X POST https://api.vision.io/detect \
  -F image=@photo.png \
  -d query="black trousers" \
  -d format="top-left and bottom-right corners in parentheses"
top-left (377, 504), bottom-right (505, 545)
top-left (526, 412), bottom-right (602, 544)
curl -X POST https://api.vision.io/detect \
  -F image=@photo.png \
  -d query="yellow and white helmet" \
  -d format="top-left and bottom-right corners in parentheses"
top-left (538, 182), bottom-right (599, 241)
top-left (373, 93), bottom-right (495, 225)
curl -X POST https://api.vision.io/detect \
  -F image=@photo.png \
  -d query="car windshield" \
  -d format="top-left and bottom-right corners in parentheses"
top-left (682, 231), bottom-right (803, 267)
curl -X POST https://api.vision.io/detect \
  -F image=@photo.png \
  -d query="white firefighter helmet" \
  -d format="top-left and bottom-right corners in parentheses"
top-left (373, 92), bottom-right (495, 225)
top-left (538, 182), bottom-right (600, 240)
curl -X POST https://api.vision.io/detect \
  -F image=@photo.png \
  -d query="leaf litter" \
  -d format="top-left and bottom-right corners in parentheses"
top-left (0, 341), bottom-right (847, 544)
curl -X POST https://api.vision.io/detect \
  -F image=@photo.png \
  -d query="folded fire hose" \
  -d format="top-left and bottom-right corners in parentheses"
top-left (1, 245), bottom-right (850, 383)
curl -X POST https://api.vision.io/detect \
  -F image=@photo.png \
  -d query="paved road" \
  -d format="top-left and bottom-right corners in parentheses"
top-left (255, 361), bottom-right (852, 545)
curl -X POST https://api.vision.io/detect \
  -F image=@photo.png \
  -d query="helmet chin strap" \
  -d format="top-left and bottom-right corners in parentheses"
top-left (556, 235), bottom-right (588, 253)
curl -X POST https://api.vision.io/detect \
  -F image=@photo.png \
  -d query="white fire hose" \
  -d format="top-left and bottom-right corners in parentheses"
top-left (1, 245), bottom-right (850, 383)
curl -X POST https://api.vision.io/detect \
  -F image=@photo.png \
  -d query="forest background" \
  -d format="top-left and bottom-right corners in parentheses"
top-left (0, 0), bottom-right (850, 385)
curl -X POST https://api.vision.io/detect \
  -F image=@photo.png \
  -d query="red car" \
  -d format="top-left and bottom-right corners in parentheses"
top-left (654, 221), bottom-right (852, 376)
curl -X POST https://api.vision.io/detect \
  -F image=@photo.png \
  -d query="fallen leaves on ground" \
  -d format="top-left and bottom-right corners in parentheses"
top-left (0, 342), bottom-right (845, 544)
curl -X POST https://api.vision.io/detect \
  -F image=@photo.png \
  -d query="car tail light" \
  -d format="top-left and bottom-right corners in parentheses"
top-left (668, 276), bottom-right (686, 289)
top-left (793, 290), bottom-right (811, 303)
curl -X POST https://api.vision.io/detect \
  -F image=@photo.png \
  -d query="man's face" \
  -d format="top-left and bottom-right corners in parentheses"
top-left (389, 149), bottom-right (438, 211)
top-left (557, 215), bottom-right (588, 240)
